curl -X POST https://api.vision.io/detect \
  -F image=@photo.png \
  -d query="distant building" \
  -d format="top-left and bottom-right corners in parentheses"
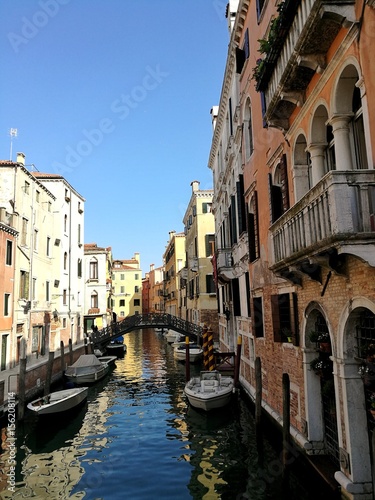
top-left (112, 253), bottom-right (142, 317)
top-left (163, 232), bottom-right (185, 317)
top-left (33, 170), bottom-right (85, 347)
top-left (0, 154), bottom-right (56, 363)
top-left (147, 264), bottom-right (165, 313)
top-left (83, 243), bottom-right (113, 333)
top-left (142, 272), bottom-right (150, 314)
top-left (0, 210), bottom-right (17, 370)
top-left (182, 181), bottom-right (218, 333)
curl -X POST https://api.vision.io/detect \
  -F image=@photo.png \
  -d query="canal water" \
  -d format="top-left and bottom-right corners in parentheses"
top-left (0, 329), bottom-right (336, 499)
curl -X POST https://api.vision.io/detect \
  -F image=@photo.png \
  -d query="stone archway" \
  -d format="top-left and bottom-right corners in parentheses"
top-left (338, 302), bottom-right (375, 493)
top-left (304, 304), bottom-right (339, 466)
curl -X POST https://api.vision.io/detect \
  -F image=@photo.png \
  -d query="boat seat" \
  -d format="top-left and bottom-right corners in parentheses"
top-left (201, 380), bottom-right (219, 392)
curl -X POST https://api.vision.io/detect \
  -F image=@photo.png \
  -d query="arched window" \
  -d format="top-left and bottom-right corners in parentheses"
top-left (90, 258), bottom-right (98, 280)
top-left (63, 252), bottom-right (67, 270)
top-left (64, 214), bottom-right (67, 233)
top-left (91, 290), bottom-right (98, 308)
top-left (247, 193), bottom-right (259, 262)
top-left (293, 133), bottom-right (311, 201)
top-left (77, 258), bottom-right (82, 278)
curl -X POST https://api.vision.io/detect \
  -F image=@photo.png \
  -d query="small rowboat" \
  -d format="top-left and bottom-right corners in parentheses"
top-left (27, 387), bottom-right (88, 416)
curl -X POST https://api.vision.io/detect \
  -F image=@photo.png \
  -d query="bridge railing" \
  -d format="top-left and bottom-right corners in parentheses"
top-left (90, 313), bottom-right (204, 348)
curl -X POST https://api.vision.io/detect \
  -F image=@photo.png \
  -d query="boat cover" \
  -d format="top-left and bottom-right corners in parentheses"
top-left (65, 355), bottom-right (103, 375)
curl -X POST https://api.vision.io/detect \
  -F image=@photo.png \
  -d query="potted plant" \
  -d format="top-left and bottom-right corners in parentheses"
top-left (310, 357), bottom-right (331, 377)
top-left (308, 331), bottom-right (331, 353)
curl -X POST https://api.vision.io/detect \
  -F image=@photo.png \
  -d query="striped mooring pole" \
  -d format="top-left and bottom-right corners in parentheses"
top-left (202, 324), bottom-right (209, 370)
top-left (207, 326), bottom-right (215, 371)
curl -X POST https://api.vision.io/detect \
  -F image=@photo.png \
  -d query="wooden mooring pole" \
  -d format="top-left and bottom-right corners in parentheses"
top-left (60, 341), bottom-right (65, 374)
top-left (233, 335), bottom-right (242, 388)
top-left (282, 372), bottom-right (291, 475)
top-left (255, 356), bottom-right (262, 431)
top-left (69, 338), bottom-right (73, 365)
top-left (44, 351), bottom-right (55, 396)
top-left (18, 338), bottom-right (27, 421)
top-left (185, 337), bottom-right (190, 382)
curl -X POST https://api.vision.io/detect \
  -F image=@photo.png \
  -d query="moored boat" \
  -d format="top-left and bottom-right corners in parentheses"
top-left (173, 343), bottom-right (203, 363)
top-left (105, 336), bottom-right (127, 358)
top-left (184, 370), bottom-right (234, 411)
top-left (65, 354), bottom-right (110, 385)
top-left (165, 330), bottom-right (184, 344)
top-left (27, 387), bottom-right (88, 415)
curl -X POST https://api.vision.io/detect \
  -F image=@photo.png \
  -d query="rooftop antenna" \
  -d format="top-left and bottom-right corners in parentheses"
top-left (9, 128), bottom-right (18, 161)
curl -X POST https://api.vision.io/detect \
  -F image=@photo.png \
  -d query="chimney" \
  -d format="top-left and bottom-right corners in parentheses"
top-left (150, 264), bottom-right (154, 272)
top-left (17, 152), bottom-right (25, 165)
top-left (210, 106), bottom-right (219, 132)
top-left (191, 180), bottom-right (200, 193)
top-left (134, 252), bottom-right (140, 265)
top-left (169, 230), bottom-right (176, 241)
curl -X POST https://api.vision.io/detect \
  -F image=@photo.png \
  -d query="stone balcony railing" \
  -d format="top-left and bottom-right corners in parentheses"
top-left (216, 248), bottom-right (235, 282)
top-left (270, 170), bottom-right (375, 270)
top-left (259, 0), bottom-right (356, 130)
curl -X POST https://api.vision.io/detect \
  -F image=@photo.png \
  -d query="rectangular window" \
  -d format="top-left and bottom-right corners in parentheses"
top-left (19, 270), bottom-right (29, 299)
top-left (46, 237), bottom-right (51, 257)
top-left (46, 281), bottom-right (50, 302)
top-left (78, 224), bottom-right (81, 245)
top-left (135, 274), bottom-right (139, 280)
top-left (21, 218), bottom-right (28, 246)
top-left (4, 293), bottom-right (10, 316)
top-left (253, 297), bottom-right (264, 338)
top-left (24, 181), bottom-right (30, 194)
top-left (78, 259), bottom-right (82, 278)
top-left (32, 278), bottom-right (37, 300)
top-left (47, 201), bottom-right (51, 212)
top-left (135, 286), bottom-right (139, 293)
top-left (134, 299), bottom-right (140, 307)
top-left (205, 234), bottom-right (215, 257)
top-left (36, 190), bottom-right (40, 202)
top-left (206, 275), bottom-right (215, 294)
top-left (120, 299), bottom-right (125, 307)
top-left (202, 203), bottom-right (212, 214)
top-left (120, 286), bottom-right (125, 293)
top-left (34, 229), bottom-right (38, 251)
top-left (120, 274), bottom-right (125, 280)
top-left (6, 240), bottom-right (12, 266)
top-left (271, 293), bottom-right (299, 345)
top-left (90, 261), bottom-right (98, 279)
top-left (63, 289), bottom-right (67, 305)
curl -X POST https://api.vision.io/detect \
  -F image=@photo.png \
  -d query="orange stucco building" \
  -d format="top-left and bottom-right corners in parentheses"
top-left (210, 1), bottom-right (375, 497)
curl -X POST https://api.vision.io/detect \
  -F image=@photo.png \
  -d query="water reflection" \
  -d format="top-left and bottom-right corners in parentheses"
top-left (0, 329), bottom-right (335, 499)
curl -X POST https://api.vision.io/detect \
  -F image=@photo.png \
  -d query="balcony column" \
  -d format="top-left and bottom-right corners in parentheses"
top-left (330, 115), bottom-right (353, 171)
top-left (307, 144), bottom-right (326, 186)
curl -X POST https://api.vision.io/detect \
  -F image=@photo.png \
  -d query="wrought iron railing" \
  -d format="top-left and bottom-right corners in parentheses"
top-left (90, 313), bottom-right (204, 348)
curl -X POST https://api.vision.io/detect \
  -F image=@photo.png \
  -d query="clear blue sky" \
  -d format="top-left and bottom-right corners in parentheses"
top-left (0, 0), bottom-right (229, 274)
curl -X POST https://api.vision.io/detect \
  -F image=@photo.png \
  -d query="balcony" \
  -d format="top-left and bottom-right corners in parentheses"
top-left (257, 0), bottom-right (356, 130)
top-left (270, 171), bottom-right (375, 281)
top-left (216, 249), bottom-right (235, 282)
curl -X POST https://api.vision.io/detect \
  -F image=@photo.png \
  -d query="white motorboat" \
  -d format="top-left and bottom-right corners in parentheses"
top-left (96, 355), bottom-right (117, 367)
top-left (173, 343), bottom-right (203, 363)
top-left (65, 354), bottom-right (110, 385)
top-left (27, 387), bottom-right (88, 415)
top-left (184, 370), bottom-right (234, 411)
top-left (165, 330), bottom-right (184, 344)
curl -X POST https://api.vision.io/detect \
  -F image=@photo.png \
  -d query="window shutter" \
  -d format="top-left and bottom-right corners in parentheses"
top-left (236, 175), bottom-right (247, 235)
top-left (280, 154), bottom-right (290, 212)
top-left (243, 29), bottom-right (250, 59)
top-left (230, 195), bottom-right (237, 245)
top-left (271, 295), bottom-right (282, 342)
top-left (235, 47), bottom-right (246, 74)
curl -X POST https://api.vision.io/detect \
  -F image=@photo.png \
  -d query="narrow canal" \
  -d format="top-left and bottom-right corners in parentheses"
top-left (1, 329), bottom-right (336, 499)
